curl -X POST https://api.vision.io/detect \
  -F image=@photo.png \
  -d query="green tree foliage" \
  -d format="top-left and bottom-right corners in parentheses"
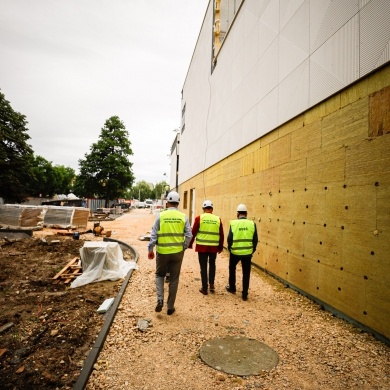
top-left (130, 180), bottom-right (153, 201)
top-left (0, 90), bottom-right (34, 203)
top-left (151, 180), bottom-right (169, 200)
top-left (28, 155), bottom-right (57, 198)
top-left (28, 157), bottom-right (76, 198)
top-left (53, 165), bottom-right (76, 194)
top-left (75, 116), bottom-right (134, 205)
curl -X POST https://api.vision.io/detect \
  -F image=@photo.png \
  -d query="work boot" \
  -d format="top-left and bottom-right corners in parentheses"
top-left (199, 288), bottom-right (208, 295)
top-left (225, 285), bottom-right (236, 294)
top-left (209, 284), bottom-right (215, 293)
top-left (155, 299), bottom-right (163, 312)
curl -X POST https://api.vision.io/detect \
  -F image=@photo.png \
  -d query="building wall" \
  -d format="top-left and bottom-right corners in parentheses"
top-left (178, 0), bottom-right (390, 186)
top-left (179, 64), bottom-right (390, 341)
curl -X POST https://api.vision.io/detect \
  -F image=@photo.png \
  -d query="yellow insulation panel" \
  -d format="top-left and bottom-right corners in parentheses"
top-left (179, 64), bottom-right (390, 340)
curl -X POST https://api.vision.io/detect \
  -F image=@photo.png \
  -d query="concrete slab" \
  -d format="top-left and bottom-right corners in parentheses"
top-left (200, 336), bottom-right (278, 376)
top-left (0, 229), bottom-right (33, 239)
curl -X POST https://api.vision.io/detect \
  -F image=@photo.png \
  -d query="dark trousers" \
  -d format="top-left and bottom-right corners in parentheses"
top-left (198, 252), bottom-right (217, 290)
top-left (155, 251), bottom-right (184, 310)
top-left (228, 253), bottom-right (252, 297)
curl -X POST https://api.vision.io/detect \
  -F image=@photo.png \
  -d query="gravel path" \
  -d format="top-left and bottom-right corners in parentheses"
top-left (86, 209), bottom-right (389, 390)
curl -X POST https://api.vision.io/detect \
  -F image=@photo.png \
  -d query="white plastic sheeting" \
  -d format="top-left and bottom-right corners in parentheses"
top-left (70, 241), bottom-right (137, 288)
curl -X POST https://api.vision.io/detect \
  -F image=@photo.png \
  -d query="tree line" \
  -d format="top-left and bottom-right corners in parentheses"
top-left (0, 90), bottom-right (167, 206)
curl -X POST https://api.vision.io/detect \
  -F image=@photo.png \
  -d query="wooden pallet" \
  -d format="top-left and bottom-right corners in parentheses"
top-left (52, 257), bottom-right (82, 284)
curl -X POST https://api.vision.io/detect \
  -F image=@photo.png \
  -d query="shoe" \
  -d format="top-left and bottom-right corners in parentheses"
top-left (167, 308), bottom-right (175, 315)
top-left (209, 284), bottom-right (215, 293)
top-left (199, 288), bottom-right (208, 295)
top-left (225, 285), bottom-right (236, 294)
top-left (155, 300), bottom-right (163, 312)
top-left (242, 295), bottom-right (248, 301)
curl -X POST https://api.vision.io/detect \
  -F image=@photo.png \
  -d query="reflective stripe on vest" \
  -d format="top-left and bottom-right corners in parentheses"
top-left (157, 209), bottom-right (186, 254)
top-left (230, 219), bottom-right (255, 255)
top-left (196, 213), bottom-right (220, 246)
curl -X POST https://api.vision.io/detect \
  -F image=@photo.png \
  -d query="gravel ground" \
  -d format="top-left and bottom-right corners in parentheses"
top-left (86, 209), bottom-right (389, 390)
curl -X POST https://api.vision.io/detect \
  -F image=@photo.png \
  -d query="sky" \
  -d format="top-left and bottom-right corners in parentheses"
top-left (0, 0), bottom-right (209, 186)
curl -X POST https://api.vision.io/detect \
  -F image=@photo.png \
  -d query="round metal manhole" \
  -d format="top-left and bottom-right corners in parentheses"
top-left (200, 336), bottom-right (279, 376)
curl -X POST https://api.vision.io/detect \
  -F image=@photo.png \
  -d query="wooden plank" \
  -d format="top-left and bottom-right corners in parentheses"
top-left (58, 271), bottom-right (81, 278)
top-left (64, 268), bottom-right (83, 284)
top-left (59, 273), bottom-right (81, 279)
top-left (52, 257), bottom-right (79, 280)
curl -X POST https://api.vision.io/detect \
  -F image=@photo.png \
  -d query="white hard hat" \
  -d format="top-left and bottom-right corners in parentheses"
top-left (237, 203), bottom-right (247, 212)
top-left (202, 200), bottom-right (213, 208)
top-left (167, 191), bottom-right (180, 203)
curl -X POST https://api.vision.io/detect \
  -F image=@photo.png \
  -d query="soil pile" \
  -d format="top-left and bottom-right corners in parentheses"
top-left (0, 233), bottom-right (128, 389)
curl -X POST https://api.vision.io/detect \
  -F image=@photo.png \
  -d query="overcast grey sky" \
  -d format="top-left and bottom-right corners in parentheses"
top-left (0, 0), bottom-right (209, 186)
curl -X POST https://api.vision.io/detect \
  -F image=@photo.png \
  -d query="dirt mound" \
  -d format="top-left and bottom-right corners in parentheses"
top-left (0, 233), bottom-right (129, 389)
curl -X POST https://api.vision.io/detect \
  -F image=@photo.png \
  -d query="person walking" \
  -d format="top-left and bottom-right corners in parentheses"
top-left (225, 204), bottom-right (258, 301)
top-left (148, 191), bottom-right (192, 315)
top-left (189, 200), bottom-right (224, 295)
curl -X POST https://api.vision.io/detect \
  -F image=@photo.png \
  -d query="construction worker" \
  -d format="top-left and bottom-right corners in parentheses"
top-left (148, 191), bottom-right (192, 315)
top-left (226, 204), bottom-right (258, 301)
top-left (189, 200), bottom-right (224, 295)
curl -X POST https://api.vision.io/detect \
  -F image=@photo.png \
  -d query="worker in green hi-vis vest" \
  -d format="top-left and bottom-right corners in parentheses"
top-left (148, 191), bottom-right (192, 316)
top-left (225, 204), bottom-right (258, 301)
top-left (189, 199), bottom-right (224, 295)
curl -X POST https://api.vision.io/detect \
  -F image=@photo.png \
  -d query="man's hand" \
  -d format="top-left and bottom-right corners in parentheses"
top-left (148, 251), bottom-right (155, 260)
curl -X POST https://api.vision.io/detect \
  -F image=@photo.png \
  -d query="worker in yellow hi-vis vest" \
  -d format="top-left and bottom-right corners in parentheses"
top-left (189, 200), bottom-right (224, 295)
top-left (225, 204), bottom-right (258, 301)
top-left (148, 191), bottom-right (192, 315)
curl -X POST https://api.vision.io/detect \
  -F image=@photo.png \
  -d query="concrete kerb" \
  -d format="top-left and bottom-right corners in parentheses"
top-left (0, 229), bottom-right (33, 238)
top-left (73, 237), bottom-right (139, 390)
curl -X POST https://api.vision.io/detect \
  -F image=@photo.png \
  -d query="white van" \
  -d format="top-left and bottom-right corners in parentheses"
top-left (145, 199), bottom-right (154, 208)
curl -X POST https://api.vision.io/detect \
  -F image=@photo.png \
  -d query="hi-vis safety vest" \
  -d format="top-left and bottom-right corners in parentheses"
top-left (230, 218), bottom-right (255, 255)
top-left (157, 209), bottom-right (186, 254)
top-left (196, 213), bottom-right (220, 246)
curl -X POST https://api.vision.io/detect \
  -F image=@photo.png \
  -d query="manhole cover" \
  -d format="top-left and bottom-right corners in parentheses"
top-left (200, 336), bottom-right (278, 376)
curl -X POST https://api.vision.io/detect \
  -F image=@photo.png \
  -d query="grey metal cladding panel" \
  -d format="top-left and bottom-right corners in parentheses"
top-left (311, 0), bottom-right (359, 53)
top-left (280, 0), bottom-right (307, 31)
top-left (278, 59), bottom-right (310, 125)
top-left (359, 0), bottom-right (390, 76)
top-left (309, 59), bottom-right (345, 107)
top-left (279, 0), bottom-right (310, 83)
top-left (310, 15), bottom-right (360, 108)
top-left (359, 0), bottom-right (372, 9)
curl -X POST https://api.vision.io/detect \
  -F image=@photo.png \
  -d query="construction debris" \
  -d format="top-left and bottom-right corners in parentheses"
top-left (52, 257), bottom-right (82, 284)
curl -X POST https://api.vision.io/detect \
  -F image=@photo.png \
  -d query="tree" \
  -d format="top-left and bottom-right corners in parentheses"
top-left (130, 180), bottom-right (153, 201)
top-left (151, 180), bottom-right (169, 200)
top-left (75, 116), bottom-right (134, 206)
top-left (53, 165), bottom-right (76, 195)
top-left (28, 155), bottom-right (58, 198)
top-left (0, 90), bottom-right (34, 203)
top-left (28, 157), bottom-right (75, 198)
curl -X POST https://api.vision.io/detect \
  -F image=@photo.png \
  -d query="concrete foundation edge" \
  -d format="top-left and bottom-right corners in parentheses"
top-left (252, 263), bottom-right (390, 346)
top-left (73, 238), bottom-right (139, 390)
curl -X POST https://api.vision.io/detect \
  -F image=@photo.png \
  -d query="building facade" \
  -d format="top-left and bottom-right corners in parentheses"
top-left (171, 0), bottom-right (390, 342)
